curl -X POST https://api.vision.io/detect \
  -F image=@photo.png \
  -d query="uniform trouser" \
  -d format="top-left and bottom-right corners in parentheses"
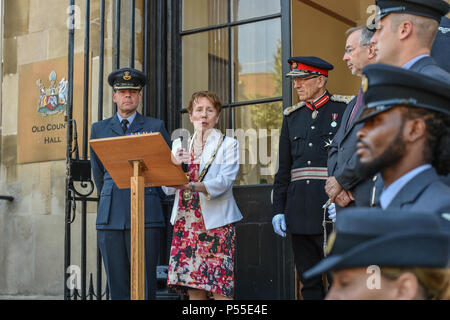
top-left (97, 227), bottom-right (161, 300)
top-left (290, 234), bottom-right (326, 300)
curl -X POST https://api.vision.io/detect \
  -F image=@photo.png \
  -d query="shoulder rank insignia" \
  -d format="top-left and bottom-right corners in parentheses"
top-left (330, 94), bottom-right (355, 104)
top-left (283, 102), bottom-right (306, 116)
top-left (438, 26), bottom-right (450, 34)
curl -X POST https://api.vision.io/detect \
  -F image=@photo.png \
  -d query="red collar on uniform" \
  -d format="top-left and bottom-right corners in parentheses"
top-left (305, 93), bottom-right (330, 111)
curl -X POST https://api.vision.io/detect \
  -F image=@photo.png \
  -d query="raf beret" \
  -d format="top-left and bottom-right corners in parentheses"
top-left (107, 67), bottom-right (147, 91)
top-left (356, 64), bottom-right (450, 123)
top-left (286, 56), bottom-right (334, 78)
top-left (304, 208), bottom-right (449, 279)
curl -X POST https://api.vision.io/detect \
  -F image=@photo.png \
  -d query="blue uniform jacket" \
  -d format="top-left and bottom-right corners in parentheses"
top-left (90, 112), bottom-right (171, 230)
top-left (409, 56), bottom-right (450, 83)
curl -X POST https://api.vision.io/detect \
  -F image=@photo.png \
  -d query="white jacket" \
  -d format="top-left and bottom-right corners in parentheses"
top-left (163, 129), bottom-right (243, 230)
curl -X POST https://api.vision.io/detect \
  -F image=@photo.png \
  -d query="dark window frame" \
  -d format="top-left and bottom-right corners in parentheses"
top-left (178, 0), bottom-right (292, 130)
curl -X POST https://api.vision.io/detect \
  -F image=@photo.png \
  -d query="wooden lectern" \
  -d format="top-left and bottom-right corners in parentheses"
top-left (90, 133), bottom-right (188, 300)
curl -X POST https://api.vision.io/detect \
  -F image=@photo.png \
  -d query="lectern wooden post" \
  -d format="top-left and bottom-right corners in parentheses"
top-left (130, 159), bottom-right (146, 299)
top-left (90, 133), bottom-right (188, 300)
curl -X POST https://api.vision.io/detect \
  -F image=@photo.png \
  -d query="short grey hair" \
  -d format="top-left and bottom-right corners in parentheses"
top-left (346, 26), bottom-right (375, 47)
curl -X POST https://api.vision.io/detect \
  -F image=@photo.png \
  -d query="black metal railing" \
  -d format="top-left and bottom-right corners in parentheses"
top-left (64, 0), bottom-right (137, 301)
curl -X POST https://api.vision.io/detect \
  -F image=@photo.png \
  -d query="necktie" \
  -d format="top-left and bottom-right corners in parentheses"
top-left (346, 88), bottom-right (364, 131)
top-left (121, 119), bottom-right (129, 134)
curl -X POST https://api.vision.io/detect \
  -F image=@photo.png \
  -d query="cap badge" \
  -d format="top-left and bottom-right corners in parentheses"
top-left (123, 71), bottom-right (132, 81)
top-left (292, 62), bottom-right (298, 70)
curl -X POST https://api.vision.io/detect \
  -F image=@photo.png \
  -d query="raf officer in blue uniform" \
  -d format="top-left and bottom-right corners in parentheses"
top-left (370, 0), bottom-right (450, 83)
top-left (90, 68), bottom-right (171, 299)
top-left (272, 57), bottom-right (350, 299)
top-left (354, 64), bottom-right (450, 219)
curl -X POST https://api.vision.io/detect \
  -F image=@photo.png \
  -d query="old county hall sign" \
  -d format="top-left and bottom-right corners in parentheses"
top-left (18, 54), bottom-right (89, 164)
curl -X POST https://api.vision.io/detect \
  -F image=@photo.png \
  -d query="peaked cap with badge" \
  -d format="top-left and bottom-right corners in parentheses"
top-left (357, 63), bottom-right (450, 123)
top-left (374, 0), bottom-right (449, 22)
top-left (286, 56), bottom-right (334, 78)
top-left (304, 208), bottom-right (449, 279)
top-left (107, 67), bottom-right (147, 91)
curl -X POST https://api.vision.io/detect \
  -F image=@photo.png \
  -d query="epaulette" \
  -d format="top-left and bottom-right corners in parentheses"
top-left (330, 94), bottom-right (355, 104)
top-left (283, 102), bottom-right (306, 116)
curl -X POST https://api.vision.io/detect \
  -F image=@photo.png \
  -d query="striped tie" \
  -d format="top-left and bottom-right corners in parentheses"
top-left (121, 119), bottom-right (129, 134)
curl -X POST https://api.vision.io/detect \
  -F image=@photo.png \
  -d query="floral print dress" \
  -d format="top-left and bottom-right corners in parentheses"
top-left (167, 151), bottom-right (236, 298)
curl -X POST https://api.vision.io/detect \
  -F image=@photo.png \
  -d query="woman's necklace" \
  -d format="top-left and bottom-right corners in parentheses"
top-left (182, 137), bottom-right (205, 201)
top-left (192, 137), bottom-right (206, 161)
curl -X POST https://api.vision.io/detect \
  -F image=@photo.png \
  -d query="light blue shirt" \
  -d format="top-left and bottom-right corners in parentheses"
top-left (402, 54), bottom-right (429, 70)
top-left (116, 112), bottom-right (137, 130)
top-left (380, 164), bottom-right (432, 209)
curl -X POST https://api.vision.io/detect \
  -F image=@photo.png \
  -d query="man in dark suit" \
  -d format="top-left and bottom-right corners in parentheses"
top-left (370, 0), bottom-right (450, 83)
top-left (355, 64), bottom-right (450, 218)
top-left (272, 57), bottom-right (349, 300)
top-left (90, 68), bottom-right (171, 299)
top-left (326, 26), bottom-right (381, 210)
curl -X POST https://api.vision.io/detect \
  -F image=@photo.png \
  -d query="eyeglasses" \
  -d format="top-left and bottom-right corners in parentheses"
top-left (344, 46), bottom-right (356, 55)
top-left (345, 43), bottom-right (371, 55)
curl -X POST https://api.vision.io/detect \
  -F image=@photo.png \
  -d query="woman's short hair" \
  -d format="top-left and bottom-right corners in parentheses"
top-left (187, 91), bottom-right (222, 115)
top-left (382, 267), bottom-right (450, 300)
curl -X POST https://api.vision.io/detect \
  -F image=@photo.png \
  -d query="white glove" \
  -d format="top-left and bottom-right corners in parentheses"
top-left (323, 202), bottom-right (336, 223)
top-left (272, 214), bottom-right (287, 237)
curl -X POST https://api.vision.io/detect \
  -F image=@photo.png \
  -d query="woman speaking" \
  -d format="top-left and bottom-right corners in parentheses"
top-left (164, 91), bottom-right (243, 300)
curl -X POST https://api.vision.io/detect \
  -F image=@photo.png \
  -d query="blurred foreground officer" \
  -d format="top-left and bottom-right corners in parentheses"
top-left (370, 0), bottom-right (450, 82)
top-left (326, 26), bottom-right (381, 210)
top-left (355, 64), bottom-right (450, 215)
top-left (304, 208), bottom-right (450, 300)
top-left (272, 57), bottom-right (348, 299)
top-left (90, 68), bottom-right (171, 299)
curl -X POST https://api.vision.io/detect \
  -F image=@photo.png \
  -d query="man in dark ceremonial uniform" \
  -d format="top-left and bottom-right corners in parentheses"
top-left (271, 57), bottom-right (350, 300)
